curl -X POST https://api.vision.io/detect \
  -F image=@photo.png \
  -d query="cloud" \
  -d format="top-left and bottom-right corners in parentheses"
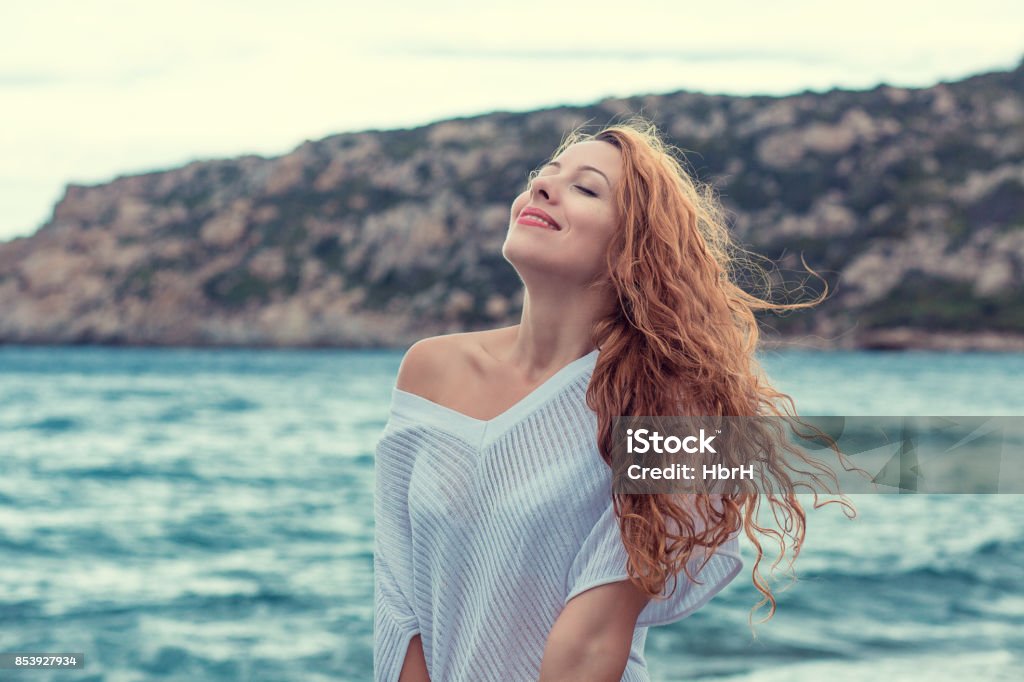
top-left (1, 0), bottom-right (1022, 241)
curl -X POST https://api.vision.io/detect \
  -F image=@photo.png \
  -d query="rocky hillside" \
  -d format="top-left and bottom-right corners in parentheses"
top-left (1, 59), bottom-right (1022, 350)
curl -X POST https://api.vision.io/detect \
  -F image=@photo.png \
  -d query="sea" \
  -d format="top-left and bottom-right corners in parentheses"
top-left (1, 346), bottom-right (1022, 681)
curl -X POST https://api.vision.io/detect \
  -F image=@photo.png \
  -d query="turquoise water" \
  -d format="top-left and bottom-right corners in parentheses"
top-left (1, 347), bottom-right (1022, 681)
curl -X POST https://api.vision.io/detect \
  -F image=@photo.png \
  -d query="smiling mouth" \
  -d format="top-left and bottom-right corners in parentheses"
top-left (516, 211), bottom-right (561, 230)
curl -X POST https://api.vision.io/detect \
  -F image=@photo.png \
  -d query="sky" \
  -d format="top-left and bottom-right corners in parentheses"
top-left (2, 0), bottom-right (1022, 242)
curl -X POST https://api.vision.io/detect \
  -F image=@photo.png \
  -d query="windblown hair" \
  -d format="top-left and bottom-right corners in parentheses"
top-left (535, 117), bottom-right (855, 622)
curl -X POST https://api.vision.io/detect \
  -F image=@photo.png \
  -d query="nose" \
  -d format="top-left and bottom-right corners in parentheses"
top-left (529, 173), bottom-right (557, 202)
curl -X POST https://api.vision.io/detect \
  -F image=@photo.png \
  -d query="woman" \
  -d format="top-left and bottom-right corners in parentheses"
top-left (374, 117), bottom-right (844, 681)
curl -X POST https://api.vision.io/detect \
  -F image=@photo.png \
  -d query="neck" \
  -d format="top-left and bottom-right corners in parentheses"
top-left (503, 281), bottom-right (610, 379)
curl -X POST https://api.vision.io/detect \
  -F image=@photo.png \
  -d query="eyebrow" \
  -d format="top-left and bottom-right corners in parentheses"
top-left (541, 161), bottom-right (611, 188)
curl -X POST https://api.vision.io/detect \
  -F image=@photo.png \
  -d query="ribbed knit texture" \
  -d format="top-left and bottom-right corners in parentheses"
top-left (374, 349), bottom-right (743, 682)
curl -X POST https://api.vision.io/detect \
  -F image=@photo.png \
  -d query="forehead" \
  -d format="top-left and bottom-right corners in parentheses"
top-left (550, 140), bottom-right (621, 181)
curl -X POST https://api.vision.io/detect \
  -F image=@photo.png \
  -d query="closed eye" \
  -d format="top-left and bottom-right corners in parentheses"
top-left (575, 186), bottom-right (596, 196)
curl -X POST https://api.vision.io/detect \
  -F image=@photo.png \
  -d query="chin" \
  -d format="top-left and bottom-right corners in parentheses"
top-left (503, 239), bottom-right (552, 269)
top-left (505, 243), bottom-right (591, 286)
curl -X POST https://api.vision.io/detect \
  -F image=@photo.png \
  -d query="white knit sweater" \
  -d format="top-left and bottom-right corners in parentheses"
top-left (374, 348), bottom-right (743, 681)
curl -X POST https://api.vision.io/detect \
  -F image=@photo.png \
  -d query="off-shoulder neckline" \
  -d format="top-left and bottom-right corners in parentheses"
top-left (389, 348), bottom-right (599, 448)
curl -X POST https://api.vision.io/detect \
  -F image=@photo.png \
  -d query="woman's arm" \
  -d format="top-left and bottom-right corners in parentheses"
top-left (377, 341), bottom-right (444, 681)
top-left (399, 635), bottom-right (430, 682)
top-left (538, 579), bottom-right (651, 682)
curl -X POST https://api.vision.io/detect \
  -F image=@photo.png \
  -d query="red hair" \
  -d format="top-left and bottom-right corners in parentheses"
top-left (537, 117), bottom-right (855, 622)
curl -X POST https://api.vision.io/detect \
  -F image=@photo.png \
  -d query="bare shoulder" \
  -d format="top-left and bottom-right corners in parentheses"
top-left (395, 336), bottom-right (458, 399)
top-left (395, 327), bottom-right (515, 400)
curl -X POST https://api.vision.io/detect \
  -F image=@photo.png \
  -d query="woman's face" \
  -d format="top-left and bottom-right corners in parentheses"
top-left (503, 140), bottom-right (622, 287)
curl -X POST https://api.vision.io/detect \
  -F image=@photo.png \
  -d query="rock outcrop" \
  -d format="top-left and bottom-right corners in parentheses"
top-left (1, 59), bottom-right (1022, 350)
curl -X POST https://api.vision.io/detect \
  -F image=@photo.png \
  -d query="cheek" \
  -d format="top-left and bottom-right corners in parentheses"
top-left (510, 191), bottom-right (529, 220)
top-left (578, 206), bottom-right (618, 240)
top-left (599, 213), bottom-right (619, 242)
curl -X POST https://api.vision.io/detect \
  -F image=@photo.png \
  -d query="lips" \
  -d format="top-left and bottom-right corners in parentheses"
top-left (517, 207), bottom-right (561, 230)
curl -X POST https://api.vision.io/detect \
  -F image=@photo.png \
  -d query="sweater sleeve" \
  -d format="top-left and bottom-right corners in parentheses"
top-left (373, 429), bottom-right (421, 682)
top-left (564, 497), bottom-right (743, 628)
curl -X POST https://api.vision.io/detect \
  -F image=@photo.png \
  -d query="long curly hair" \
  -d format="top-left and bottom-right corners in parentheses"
top-left (531, 116), bottom-right (856, 622)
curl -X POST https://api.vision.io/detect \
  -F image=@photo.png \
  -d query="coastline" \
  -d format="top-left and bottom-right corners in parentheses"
top-left (761, 328), bottom-right (1024, 352)
top-left (2, 327), bottom-right (1024, 352)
